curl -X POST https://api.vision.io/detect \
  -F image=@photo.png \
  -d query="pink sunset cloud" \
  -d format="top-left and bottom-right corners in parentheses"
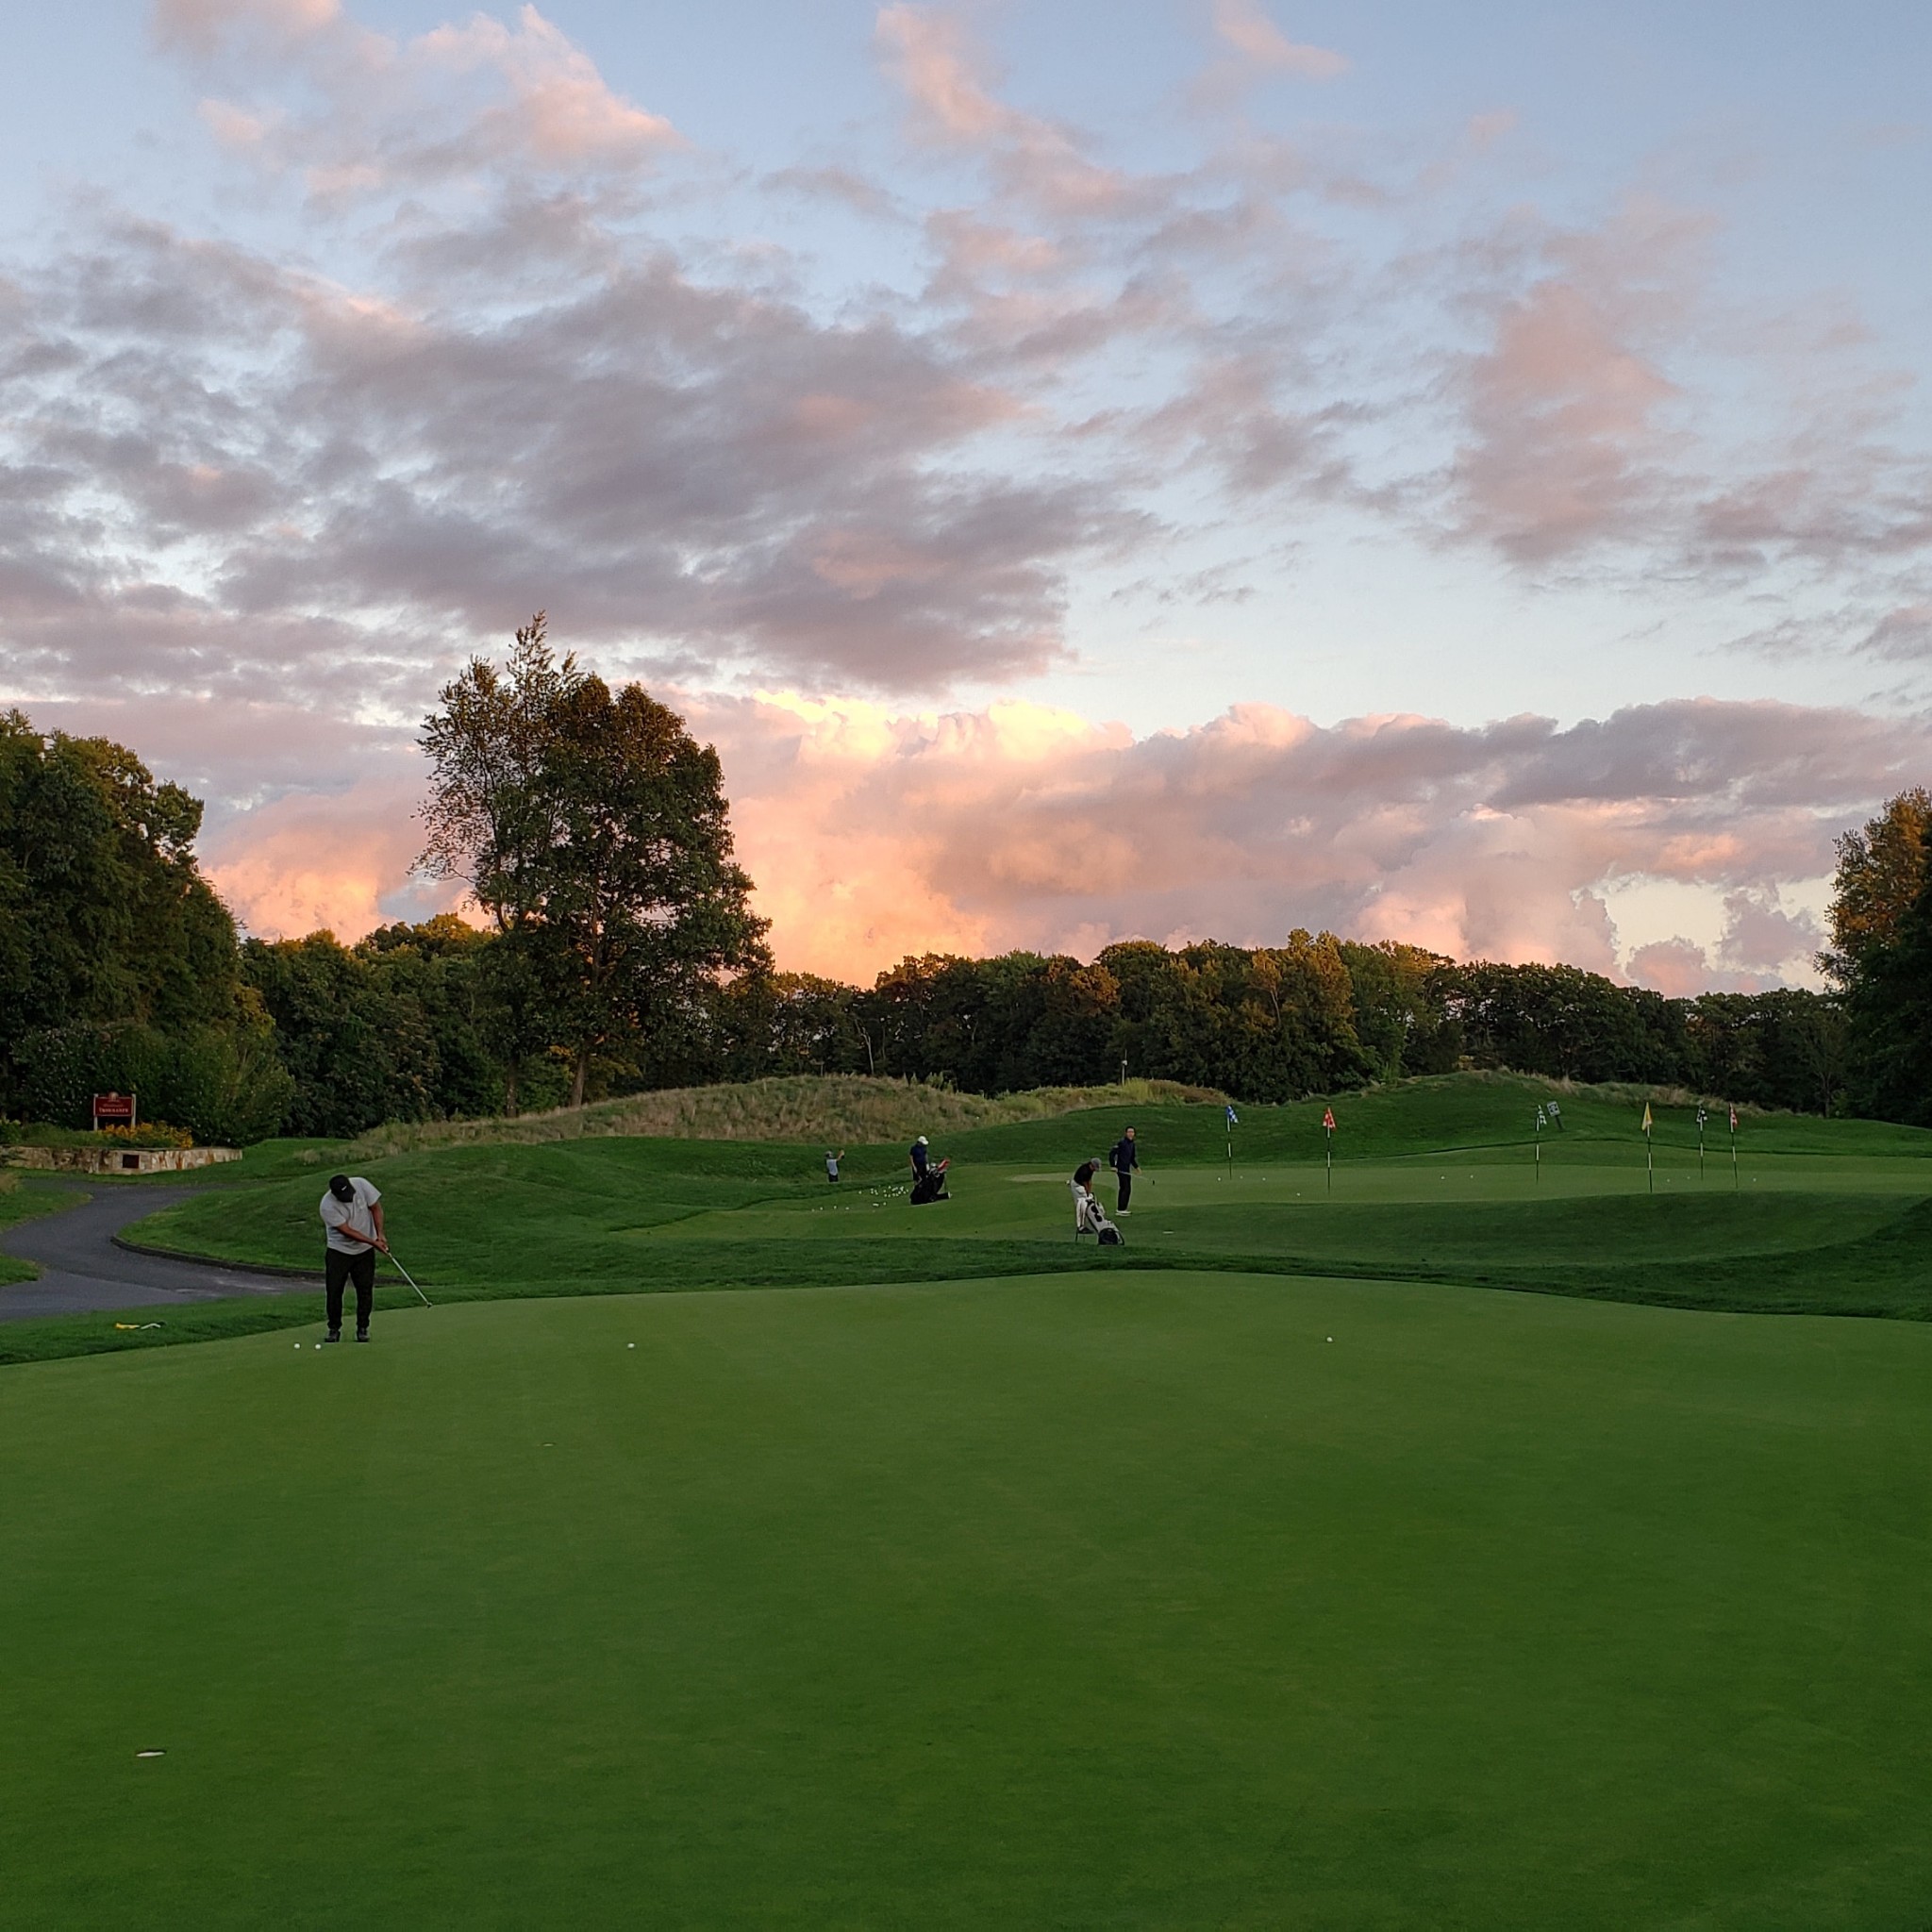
top-left (189, 689), bottom-right (1923, 988)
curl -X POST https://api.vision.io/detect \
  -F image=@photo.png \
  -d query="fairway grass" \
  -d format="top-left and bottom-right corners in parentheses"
top-left (5, 1274), bottom-right (1932, 1927)
top-left (94, 1091), bottom-right (1932, 1364)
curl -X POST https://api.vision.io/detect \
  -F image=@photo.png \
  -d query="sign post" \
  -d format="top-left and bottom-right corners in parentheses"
top-left (92, 1091), bottom-right (136, 1133)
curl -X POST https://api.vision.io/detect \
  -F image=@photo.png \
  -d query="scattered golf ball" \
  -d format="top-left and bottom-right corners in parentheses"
top-left (627, 1342), bottom-right (636, 1349)
top-left (1326, 1336), bottom-right (1334, 1342)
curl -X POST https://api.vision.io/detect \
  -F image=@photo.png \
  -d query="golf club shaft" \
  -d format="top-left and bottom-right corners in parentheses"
top-left (384, 1252), bottom-right (433, 1307)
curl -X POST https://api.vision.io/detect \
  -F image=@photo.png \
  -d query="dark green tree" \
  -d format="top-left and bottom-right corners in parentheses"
top-left (418, 616), bottom-right (769, 1109)
top-left (1840, 858), bottom-right (1932, 1125)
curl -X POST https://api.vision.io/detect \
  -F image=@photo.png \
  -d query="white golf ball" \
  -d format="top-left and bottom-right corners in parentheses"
top-left (1326, 1336), bottom-right (1334, 1342)
top-left (627, 1343), bottom-right (636, 1350)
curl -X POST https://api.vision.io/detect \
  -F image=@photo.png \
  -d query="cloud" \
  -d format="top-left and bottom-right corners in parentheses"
top-left (201, 765), bottom-right (443, 940)
top-left (0, 202), bottom-right (1129, 700)
top-left (1715, 885), bottom-right (1822, 974)
top-left (875, 5), bottom-right (1139, 220)
top-left (1209, 1), bottom-right (1348, 82)
top-left (166, 0), bottom-right (679, 205)
top-left (1862, 604), bottom-right (1932, 661)
top-left (672, 690), bottom-right (1927, 982)
top-left (1624, 938), bottom-right (1715, 998)
top-left (27, 672), bottom-right (1921, 990)
top-left (1449, 200), bottom-right (1706, 561)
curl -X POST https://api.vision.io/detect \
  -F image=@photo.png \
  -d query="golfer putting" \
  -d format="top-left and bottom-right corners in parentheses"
top-left (319, 1173), bottom-right (386, 1343)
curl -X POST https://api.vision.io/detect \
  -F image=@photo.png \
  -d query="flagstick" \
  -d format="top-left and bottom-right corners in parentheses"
top-left (1698, 1117), bottom-right (1705, 1181)
top-left (1536, 1119), bottom-right (1541, 1186)
top-left (1647, 1133), bottom-right (1654, 1195)
top-left (1325, 1127), bottom-right (1332, 1195)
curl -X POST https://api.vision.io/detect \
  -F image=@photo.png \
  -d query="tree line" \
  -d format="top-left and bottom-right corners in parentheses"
top-left (4, 642), bottom-right (1927, 1141)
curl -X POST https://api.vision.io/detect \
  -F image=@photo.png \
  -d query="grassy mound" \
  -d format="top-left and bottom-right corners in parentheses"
top-left (6, 1278), bottom-right (1932, 1925)
top-left (343, 1073), bottom-right (1226, 1158)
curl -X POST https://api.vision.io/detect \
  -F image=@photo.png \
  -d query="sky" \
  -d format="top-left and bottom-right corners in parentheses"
top-left (4, 0), bottom-right (1931, 991)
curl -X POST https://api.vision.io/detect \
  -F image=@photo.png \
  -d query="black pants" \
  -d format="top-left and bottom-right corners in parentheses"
top-left (1116, 1171), bottom-right (1133, 1210)
top-left (325, 1247), bottom-right (376, 1334)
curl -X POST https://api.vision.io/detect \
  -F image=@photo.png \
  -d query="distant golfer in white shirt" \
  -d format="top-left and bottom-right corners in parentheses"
top-left (320, 1173), bottom-right (386, 1343)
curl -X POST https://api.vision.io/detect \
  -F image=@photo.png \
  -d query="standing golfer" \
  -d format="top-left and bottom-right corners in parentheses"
top-left (826, 1148), bottom-right (844, 1184)
top-left (1109, 1126), bottom-right (1140, 1214)
top-left (319, 1173), bottom-right (385, 1343)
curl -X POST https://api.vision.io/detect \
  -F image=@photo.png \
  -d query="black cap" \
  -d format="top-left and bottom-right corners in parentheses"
top-left (328, 1174), bottom-right (355, 1202)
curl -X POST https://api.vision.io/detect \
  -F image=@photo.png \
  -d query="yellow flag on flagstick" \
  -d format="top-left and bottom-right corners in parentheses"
top-left (1641, 1103), bottom-right (1654, 1133)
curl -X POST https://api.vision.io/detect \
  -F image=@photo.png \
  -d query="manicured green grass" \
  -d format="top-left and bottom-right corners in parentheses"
top-left (99, 1074), bottom-right (1932, 1366)
top-left (5, 1275), bottom-right (1932, 1927)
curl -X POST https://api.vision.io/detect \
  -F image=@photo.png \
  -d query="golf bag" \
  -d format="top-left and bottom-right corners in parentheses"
top-left (910, 1158), bottom-right (951, 1206)
top-left (1071, 1183), bottom-right (1123, 1245)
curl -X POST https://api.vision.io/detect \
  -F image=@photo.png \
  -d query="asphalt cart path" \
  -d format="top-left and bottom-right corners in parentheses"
top-left (0, 1184), bottom-right (315, 1322)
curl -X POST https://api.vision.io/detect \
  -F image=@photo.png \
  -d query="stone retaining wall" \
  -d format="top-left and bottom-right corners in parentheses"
top-left (0, 1145), bottom-right (242, 1174)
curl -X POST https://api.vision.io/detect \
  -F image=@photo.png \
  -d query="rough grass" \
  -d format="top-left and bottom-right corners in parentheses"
top-left (345, 1074), bottom-right (1226, 1158)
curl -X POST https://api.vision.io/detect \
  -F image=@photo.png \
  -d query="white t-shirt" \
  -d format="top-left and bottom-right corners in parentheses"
top-left (320, 1177), bottom-right (382, 1254)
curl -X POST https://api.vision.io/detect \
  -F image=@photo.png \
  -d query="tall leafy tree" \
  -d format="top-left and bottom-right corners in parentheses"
top-left (539, 674), bottom-right (770, 1105)
top-left (418, 615), bottom-right (768, 1109)
top-left (1827, 790), bottom-right (1932, 1123)
top-left (1821, 788), bottom-right (1932, 986)
top-left (417, 614), bottom-right (582, 1113)
top-left (1839, 858), bottom-right (1932, 1125)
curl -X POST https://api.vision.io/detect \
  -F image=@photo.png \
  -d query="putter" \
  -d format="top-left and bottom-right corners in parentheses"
top-left (383, 1251), bottom-right (434, 1307)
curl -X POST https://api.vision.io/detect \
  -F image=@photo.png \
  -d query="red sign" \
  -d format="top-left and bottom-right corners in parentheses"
top-left (92, 1091), bottom-right (136, 1128)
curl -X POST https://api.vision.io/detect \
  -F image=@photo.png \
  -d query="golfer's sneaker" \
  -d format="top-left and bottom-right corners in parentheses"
top-left (323, 1330), bottom-right (341, 1344)
top-left (355, 1328), bottom-right (371, 1342)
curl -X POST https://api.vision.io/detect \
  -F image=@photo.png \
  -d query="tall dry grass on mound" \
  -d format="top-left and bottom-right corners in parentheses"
top-left (347, 1074), bottom-right (1227, 1157)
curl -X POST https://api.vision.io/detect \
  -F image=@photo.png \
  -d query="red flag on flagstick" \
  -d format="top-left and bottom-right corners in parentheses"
top-left (1729, 1106), bottom-right (1738, 1131)
top-left (1322, 1108), bottom-right (1337, 1130)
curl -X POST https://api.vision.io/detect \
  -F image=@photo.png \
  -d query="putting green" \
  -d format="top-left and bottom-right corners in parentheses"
top-left (5, 1274), bottom-right (1932, 1926)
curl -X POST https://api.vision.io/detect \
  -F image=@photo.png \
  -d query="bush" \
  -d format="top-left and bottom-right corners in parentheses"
top-left (8, 1023), bottom-right (293, 1145)
top-left (100, 1121), bottom-right (194, 1149)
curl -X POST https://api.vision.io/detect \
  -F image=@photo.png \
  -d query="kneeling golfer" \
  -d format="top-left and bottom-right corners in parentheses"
top-left (320, 1172), bottom-right (386, 1343)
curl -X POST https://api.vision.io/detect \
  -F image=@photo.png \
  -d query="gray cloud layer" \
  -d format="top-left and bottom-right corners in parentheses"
top-left (4, 0), bottom-right (1928, 723)
top-left (4, 1), bottom-right (1932, 987)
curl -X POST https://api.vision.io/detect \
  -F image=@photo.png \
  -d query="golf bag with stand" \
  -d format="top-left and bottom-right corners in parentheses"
top-left (1071, 1182), bottom-right (1124, 1245)
top-left (910, 1158), bottom-right (951, 1206)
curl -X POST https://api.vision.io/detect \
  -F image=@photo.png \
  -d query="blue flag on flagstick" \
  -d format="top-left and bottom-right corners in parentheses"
top-left (1225, 1105), bottom-right (1239, 1126)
